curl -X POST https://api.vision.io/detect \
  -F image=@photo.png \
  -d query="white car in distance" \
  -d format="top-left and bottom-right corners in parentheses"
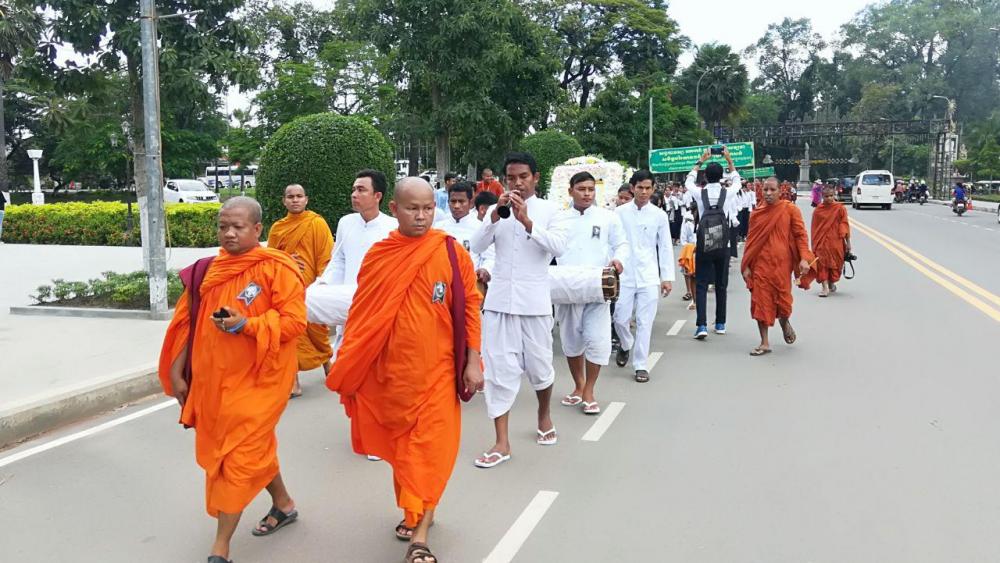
top-left (164, 179), bottom-right (219, 204)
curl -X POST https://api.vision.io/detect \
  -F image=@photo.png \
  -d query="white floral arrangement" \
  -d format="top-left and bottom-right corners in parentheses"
top-left (550, 156), bottom-right (634, 209)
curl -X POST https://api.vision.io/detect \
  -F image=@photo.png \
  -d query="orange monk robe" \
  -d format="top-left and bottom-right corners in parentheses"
top-left (158, 246), bottom-right (307, 516)
top-left (741, 200), bottom-right (815, 326)
top-left (267, 210), bottom-right (335, 370)
top-left (327, 230), bottom-right (481, 528)
top-left (810, 202), bottom-right (849, 284)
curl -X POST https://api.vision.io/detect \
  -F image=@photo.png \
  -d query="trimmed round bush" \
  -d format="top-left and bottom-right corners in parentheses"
top-left (256, 113), bottom-right (396, 228)
top-left (517, 130), bottom-right (584, 196)
top-left (1, 202), bottom-right (219, 247)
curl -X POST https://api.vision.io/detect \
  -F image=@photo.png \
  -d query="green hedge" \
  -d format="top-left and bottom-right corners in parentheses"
top-left (256, 113), bottom-right (396, 228)
top-left (1, 202), bottom-right (220, 247)
top-left (517, 130), bottom-right (584, 196)
top-left (32, 270), bottom-right (184, 309)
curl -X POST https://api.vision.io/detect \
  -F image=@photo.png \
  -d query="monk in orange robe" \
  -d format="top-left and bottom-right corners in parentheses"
top-left (159, 197), bottom-right (307, 563)
top-left (741, 178), bottom-right (814, 356)
top-left (810, 184), bottom-right (852, 297)
top-left (267, 184), bottom-right (334, 396)
top-left (327, 178), bottom-right (483, 563)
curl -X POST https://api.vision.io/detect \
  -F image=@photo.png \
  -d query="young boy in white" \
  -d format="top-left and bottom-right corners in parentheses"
top-left (555, 171), bottom-right (629, 414)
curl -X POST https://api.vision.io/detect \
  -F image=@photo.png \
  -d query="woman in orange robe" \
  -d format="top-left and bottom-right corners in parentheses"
top-left (741, 178), bottom-right (814, 356)
top-left (159, 198), bottom-right (307, 563)
top-left (327, 179), bottom-right (483, 563)
top-left (267, 184), bottom-right (334, 396)
top-left (810, 185), bottom-right (851, 297)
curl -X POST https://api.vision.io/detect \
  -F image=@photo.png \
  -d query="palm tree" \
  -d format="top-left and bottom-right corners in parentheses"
top-left (677, 44), bottom-right (749, 129)
top-left (0, 1), bottom-right (43, 191)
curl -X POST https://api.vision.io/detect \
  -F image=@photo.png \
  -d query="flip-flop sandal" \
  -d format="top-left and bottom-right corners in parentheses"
top-left (290, 391), bottom-right (303, 399)
top-left (207, 557), bottom-right (232, 563)
top-left (474, 451), bottom-right (511, 468)
top-left (582, 401), bottom-right (601, 415)
top-left (818, 291), bottom-right (828, 298)
top-left (395, 519), bottom-right (435, 540)
top-left (560, 394), bottom-right (583, 406)
top-left (405, 542), bottom-right (438, 563)
top-left (682, 293), bottom-right (692, 301)
top-left (536, 428), bottom-right (558, 446)
top-left (750, 347), bottom-right (772, 356)
top-left (782, 324), bottom-right (797, 344)
top-left (252, 506), bottom-right (298, 536)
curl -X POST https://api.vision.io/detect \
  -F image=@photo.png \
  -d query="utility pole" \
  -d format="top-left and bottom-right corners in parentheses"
top-left (139, 0), bottom-right (169, 319)
top-left (648, 96), bottom-right (653, 157)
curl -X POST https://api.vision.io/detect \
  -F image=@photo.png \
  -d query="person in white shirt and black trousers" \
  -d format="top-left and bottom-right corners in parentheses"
top-left (685, 148), bottom-right (742, 339)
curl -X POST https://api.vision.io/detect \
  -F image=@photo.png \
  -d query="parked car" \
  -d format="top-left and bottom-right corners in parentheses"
top-left (163, 179), bottom-right (220, 204)
top-left (826, 177), bottom-right (854, 203)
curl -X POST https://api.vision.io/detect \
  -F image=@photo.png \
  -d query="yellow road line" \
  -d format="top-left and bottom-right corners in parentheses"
top-left (849, 218), bottom-right (1000, 323)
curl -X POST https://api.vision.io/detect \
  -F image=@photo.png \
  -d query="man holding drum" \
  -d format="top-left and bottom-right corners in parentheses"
top-left (555, 172), bottom-right (629, 414)
top-left (614, 169), bottom-right (674, 383)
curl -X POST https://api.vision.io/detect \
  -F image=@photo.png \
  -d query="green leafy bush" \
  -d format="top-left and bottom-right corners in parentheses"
top-left (256, 113), bottom-right (396, 228)
top-left (1, 202), bottom-right (220, 247)
top-left (517, 130), bottom-right (585, 196)
top-left (31, 270), bottom-right (184, 310)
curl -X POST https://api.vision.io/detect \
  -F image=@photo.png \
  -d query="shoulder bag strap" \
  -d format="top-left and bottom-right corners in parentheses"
top-left (183, 256), bottom-right (215, 387)
top-left (445, 238), bottom-right (472, 402)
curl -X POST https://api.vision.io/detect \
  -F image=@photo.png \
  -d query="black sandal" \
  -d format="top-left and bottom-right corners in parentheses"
top-left (207, 557), bottom-right (232, 563)
top-left (682, 293), bottom-right (692, 301)
top-left (251, 506), bottom-right (298, 536)
top-left (395, 520), bottom-right (414, 541)
top-left (405, 542), bottom-right (438, 563)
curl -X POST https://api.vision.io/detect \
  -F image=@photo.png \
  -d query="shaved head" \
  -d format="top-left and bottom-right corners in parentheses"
top-left (390, 177), bottom-right (436, 237)
top-left (282, 184), bottom-right (308, 214)
top-left (221, 196), bottom-right (262, 224)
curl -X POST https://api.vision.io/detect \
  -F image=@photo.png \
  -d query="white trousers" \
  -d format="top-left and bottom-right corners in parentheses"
top-left (555, 302), bottom-right (612, 366)
top-left (613, 285), bottom-right (659, 370)
top-left (482, 311), bottom-right (555, 419)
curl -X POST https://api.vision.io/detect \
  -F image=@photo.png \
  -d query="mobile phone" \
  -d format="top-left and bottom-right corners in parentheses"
top-left (710, 145), bottom-right (725, 155)
top-left (212, 308), bottom-right (231, 319)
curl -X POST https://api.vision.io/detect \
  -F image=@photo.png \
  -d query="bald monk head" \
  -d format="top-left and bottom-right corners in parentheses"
top-left (283, 184), bottom-right (308, 215)
top-left (821, 184), bottom-right (837, 205)
top-left (762, 177), bottom-right (781, 206)
top-left (218, 196), bottom-right (263, 255)
top-left (390, 177), bottom-right (436, 238)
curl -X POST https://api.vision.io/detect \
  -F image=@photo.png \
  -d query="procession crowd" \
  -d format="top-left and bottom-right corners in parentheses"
top-left (158, 148), bottom-right (852, 563)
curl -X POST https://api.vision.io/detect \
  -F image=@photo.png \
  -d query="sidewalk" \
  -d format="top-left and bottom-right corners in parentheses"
top-left (0, 243), bottom-right (217, 447)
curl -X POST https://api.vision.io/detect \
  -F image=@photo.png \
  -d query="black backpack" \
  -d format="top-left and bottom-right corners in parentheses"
top-left (696, 188), bottom-right (729, 257)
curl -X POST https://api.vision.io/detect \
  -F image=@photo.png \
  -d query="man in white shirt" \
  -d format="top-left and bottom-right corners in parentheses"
top-left (685, 148), bottom-right (740, 339)
top-left (309, 169), bottom-right (398, 353)
top-left (613, 169), bottom-right (674, 383)
top-left (555, 171), bottom-right (629, 415)
top-left (736, 179), bottom-right (755, 241)
top-left (470, 152), bottom-right (570, 469)
top-left (435, 180), bottom-right (494, 283)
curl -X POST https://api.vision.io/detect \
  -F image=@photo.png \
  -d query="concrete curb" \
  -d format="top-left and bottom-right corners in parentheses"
top-left (929, 199), bottom-right (1000, 214)
top-left (0, 364), bottom-right (161, 449)
top-left (9, 306), bottom-right (174, 320)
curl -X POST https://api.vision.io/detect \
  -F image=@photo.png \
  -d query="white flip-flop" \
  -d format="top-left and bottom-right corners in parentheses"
top-left (474, 451), bottom-right (511, 468)
top-left (366, 455), bottom-right (382, 462)
top-left (560, 394), bottom-right (583, 406)
top-left (536, 427), bottom-right (558, 446)
top-left (582, 401), bottom-right (601, 415)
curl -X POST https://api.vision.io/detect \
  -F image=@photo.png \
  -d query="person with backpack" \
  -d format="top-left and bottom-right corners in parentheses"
top-left (685, 147), bottom-right (743, 340)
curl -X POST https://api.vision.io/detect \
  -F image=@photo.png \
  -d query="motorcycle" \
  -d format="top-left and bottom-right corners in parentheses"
top-left (918, 192), bottom-right (927, 205)
top-left (894, 191), bottom-right (906, 203)
top-left (953, 198), bottom-right (967, 216)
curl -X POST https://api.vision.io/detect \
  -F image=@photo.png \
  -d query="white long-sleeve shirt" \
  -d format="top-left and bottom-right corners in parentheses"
top-left (435, 212), bottom-right (495, 274)
top-left (685, 169), bottom-right (743, 227)
top-left (471, 195), bottom-right (569, 315)
top-left (735, 188), bottom-right (756, 211)
top-left (615, 200), bottom-right (675, 287)
top-left (315, 211), bottom-right (398, 285)
top-left (680, 220), bottom-right (696, 245)
top-left (555, 205), bottom-right (629, 269)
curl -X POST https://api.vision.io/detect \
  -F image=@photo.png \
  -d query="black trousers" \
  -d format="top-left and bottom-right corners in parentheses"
top-left (695, 252), bottom-right (729, 327)
top-left (729, 225), bottom-right (739, 258)
top-left (738, 209), bottom-right (751, 238)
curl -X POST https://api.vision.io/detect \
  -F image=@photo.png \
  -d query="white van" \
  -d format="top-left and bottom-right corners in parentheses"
top-left (853, 170), bottom-right (894, 209)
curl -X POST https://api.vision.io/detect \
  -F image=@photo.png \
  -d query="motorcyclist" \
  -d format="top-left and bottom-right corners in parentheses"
top-left (953, 182), bottom-right (969, 209)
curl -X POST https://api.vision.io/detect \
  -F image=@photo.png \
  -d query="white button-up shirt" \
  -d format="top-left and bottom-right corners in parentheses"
top-left (615, 200), bottom-right (675, 287)
top-left (471, 195), bottom-right (569, 315)
top-left (556, 205), bottom-right (629, 269)
top-left (316, 211), bottom-right (398, 285)
top-left (685, 169), bottom-right (743, 226)
top-left (736, 188), bottom-right (757, 210)
top-left (435, 211), bottom-right (495, 274)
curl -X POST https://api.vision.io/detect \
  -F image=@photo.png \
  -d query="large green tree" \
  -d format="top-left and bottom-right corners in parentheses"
top-left (675, 43), bottom-right (748, 128)
top-left (744, 17), bottom-right (826, 121)
top-left (0, 1), bottom-right (42, 192)
top-left (343, 0), bottom-right (559, 179)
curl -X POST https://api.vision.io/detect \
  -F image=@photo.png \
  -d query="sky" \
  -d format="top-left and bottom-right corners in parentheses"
top-left (226, 0), bottom-right (877, 114)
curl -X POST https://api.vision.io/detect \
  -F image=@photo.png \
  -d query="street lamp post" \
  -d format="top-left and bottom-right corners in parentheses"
top-left (695, 67), bottom-right (721, 129)
top-left (27, 150), bottom-right (44, 205)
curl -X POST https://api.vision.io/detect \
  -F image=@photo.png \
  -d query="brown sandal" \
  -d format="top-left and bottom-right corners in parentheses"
top-left (395, 520), bottom-right (413, 541)
top-left (405, 542), bottom-right (437, 563)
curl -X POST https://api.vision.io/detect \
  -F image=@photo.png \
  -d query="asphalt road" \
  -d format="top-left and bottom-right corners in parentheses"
top-left (2, 200), bottom-right (999, 563)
